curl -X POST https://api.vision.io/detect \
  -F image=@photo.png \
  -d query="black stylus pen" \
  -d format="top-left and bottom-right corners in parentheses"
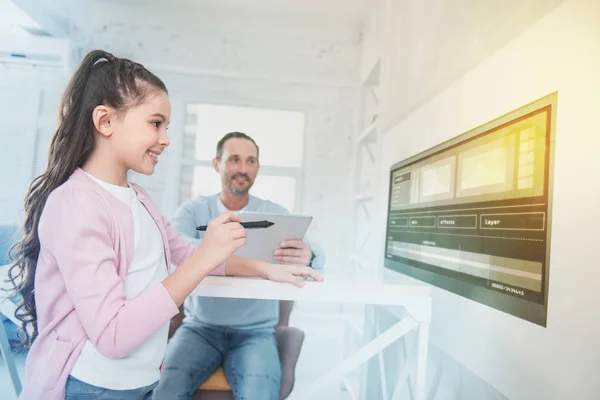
top-left (196, 220), bottom-right (275, 231)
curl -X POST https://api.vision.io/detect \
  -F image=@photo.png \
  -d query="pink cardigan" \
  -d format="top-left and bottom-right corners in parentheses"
top-left (19, 169), bottom-right (225, 399)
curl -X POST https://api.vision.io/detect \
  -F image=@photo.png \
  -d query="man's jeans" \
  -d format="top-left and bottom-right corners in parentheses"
top-left (154, 323), bottom-right (281, 400)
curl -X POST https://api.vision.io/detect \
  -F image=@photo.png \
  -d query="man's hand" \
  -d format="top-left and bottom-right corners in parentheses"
top-left (264, 264), bottom-right (324, 288)
top-left (273, 240), bottom-right (312, 266)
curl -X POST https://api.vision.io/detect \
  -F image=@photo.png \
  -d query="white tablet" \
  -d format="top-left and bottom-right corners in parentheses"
top-left (235, 211), bottom-right (313, 263)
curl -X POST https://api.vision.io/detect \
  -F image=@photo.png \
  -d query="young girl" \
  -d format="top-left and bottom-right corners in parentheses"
top-left (9, 50), bottom-right (321, 400)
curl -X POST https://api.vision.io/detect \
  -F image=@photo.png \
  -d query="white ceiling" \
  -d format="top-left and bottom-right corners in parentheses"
top-left (90, 0), bottom-right (371, 26)
top-left (34, 0), bottom-right (365, 84)
top-left (8, 0), bottom-right (564, 97)
top-left (0, 0), bottom-right (40, 36)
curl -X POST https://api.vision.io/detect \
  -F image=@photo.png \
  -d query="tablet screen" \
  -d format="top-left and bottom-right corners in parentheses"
top-left (235, 211), bottom-right (313, 263)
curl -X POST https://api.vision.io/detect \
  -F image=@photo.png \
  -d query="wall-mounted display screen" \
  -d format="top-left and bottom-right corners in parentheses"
top-left (384, 93), bottom-right (557, 326)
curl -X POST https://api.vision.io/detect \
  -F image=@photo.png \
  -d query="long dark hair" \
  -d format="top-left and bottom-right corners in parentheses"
top-left (8, 50), bottom-right (167, 345)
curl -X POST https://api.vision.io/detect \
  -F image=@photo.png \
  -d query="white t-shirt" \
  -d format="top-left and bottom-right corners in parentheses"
top-left (216, 196), bottom-right (246, 214)
top-left (69, 173), bottom-right (169, 389)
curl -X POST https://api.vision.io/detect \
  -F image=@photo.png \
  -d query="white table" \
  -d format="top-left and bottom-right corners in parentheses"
top-left (191, 271), bottom-right (432, 400)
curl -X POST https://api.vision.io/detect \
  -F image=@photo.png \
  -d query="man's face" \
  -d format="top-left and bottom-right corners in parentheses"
top-left (213, 138), bottom-right (260, 195)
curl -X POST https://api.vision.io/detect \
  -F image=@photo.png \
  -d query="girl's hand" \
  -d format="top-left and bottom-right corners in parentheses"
top-left (195, 212), bottom-right (246, 269)
top-left (263, 264), bottom-right (324, 288)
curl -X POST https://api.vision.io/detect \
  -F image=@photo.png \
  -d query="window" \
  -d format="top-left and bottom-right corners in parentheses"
top-left (180, 103), bottom-right (305, 212)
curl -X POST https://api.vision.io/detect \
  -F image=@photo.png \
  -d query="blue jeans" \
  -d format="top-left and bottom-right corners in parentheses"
top-left (65, 375), bottom-right (157, 399)
top-left (154, 323), bottom-right (281, 400)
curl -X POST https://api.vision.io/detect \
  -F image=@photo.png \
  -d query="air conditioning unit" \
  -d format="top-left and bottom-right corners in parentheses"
top-left (0, 35), bottom-right (75, 69)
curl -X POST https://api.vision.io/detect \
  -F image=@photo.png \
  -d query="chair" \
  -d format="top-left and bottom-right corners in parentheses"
top-left (0, 303), bottom-right (22, 397)
top-left (168, 300), bottom-right (304, 400)
top-left (0, 265), bottom-right (23, 397)
top-left (0, 225), bottom-right (23, 396)
top-left (0, 225), bottom-right (23, 344)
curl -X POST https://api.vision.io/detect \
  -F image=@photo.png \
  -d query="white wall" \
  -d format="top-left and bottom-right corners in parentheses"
top-left (359, 0), bottom-right (383, 82)
top-left (0, 65), bottom-right (69, 225)
top-left (376, 1), bottom-right (600, 399)
top-left (370, 0), bottom-right (561, 131)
